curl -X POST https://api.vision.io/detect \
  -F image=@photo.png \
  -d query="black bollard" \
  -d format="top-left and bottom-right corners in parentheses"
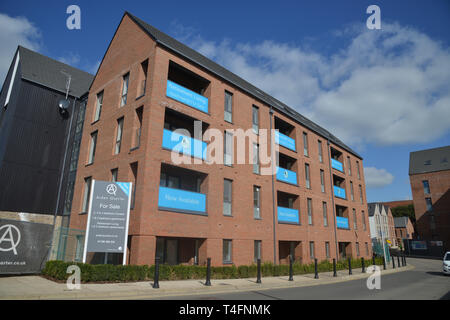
top-left (404, 254), bottom-right (407, 266)
top-left (256, 258), bottom-right (261, 284)
top-left (348, 257), bottom-right (352, 275)
top-left (288, 256), bottom-right (293, 281)
top-left (333, 258), bottom-right (337, 277)
top-left (397, 255), bottom-right (401, 267)
top-left (205, 257), bottom-right (211, 286)
top-left (152, 257), bottom-right (160, 289)
top-left (314, 258), bottom-right (319, 279)
top-left (361, 257), bottom-right (366, 273)
top-left (392, 255), bottom-right (396, 269)
top-left (382, 256), bottom-right (386, 270)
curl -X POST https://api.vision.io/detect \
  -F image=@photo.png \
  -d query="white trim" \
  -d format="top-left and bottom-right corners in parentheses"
top-left (82, 179), bottom-right (96, 263)
top-left (5, 51), bottom-right (20, 107)
top-left (122, 182), bottom-right (132, 265)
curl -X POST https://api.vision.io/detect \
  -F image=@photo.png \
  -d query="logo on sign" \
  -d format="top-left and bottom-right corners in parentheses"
top-left (0, 224), bottom-right (21, 255)
top-left (106, 184), bottom-right (117, 196)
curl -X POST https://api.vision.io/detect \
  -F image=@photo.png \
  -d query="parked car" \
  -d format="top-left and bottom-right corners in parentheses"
top-left (443, 252), bottom-right (450, 275)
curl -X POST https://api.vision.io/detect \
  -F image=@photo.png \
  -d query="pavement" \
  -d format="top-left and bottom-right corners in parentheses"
top-left (0, 258), bottom-right (414, 300)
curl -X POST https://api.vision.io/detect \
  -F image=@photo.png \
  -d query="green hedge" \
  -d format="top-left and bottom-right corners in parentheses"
top-left (42, 257), bottom-right (384, 283)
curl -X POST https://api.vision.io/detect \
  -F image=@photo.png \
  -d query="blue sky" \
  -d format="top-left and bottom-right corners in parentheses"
top-left (1, 0), bottom-right (449, 203)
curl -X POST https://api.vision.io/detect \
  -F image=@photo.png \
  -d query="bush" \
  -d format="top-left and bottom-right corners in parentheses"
top-left (42, 255), bottom-right (385, 283)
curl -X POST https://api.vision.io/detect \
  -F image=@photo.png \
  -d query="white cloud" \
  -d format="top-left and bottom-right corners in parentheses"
top-left (175, 22), bottom-right (450, 147)
top-left (57, 52), bottom-right (81, 66)
top-left (0, 13), bottom-right (42, 85)
top-left (364, 167), bottom-right (394, 188)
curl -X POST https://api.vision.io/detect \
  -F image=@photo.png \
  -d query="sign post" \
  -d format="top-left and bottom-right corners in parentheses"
top-left (82, 180), bottom-right (132, 265)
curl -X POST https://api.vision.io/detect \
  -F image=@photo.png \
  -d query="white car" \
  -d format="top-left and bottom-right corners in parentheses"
top-left (443, 252), bottom-right (450, 275)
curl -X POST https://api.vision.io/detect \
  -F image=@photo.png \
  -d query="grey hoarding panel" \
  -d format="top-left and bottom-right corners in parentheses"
top-left (85, 181), bottom-right (131, 254)
top-left (0, 219), bottom-right (53, 274)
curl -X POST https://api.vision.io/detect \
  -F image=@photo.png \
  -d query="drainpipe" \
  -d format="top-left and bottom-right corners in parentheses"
top-left (269, 107), bottom-right (277, 265)
top-left (327, 139), bottom-right (339, 262)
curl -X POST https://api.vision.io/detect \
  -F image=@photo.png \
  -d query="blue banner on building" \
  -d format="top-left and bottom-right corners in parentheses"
top-left (275, 131), bottom-right (296, 152)
top-left (166, 80), bottom-right (209, 113)
top-left (277, 207), bottom-right (299, 224)
top-left (336, 216), bottom-right (349, 229)
top-left (276, 167), bottom-right (298, 185)
top-left (331, 158), bottom-right (344, 172)
top-left (162, 129), bottom-right (207, 160)
top-left (333, 185), bottom-right (346, 199)
top-left (158, 186), bottom-right (207, 214)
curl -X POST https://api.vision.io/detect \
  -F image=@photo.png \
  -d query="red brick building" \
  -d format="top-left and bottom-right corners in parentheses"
top-left (409, 146), bottom-right (450, 252)
top-left (68, 12), bottom-right (372, 266)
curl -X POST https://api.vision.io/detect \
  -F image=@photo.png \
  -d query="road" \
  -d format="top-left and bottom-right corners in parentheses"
top-left (153, 258), bottom-right (450, 300)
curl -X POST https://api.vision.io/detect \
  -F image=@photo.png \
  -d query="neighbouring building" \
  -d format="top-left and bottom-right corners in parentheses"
top-left (0, 46), bottom-right (93, 264)
top-left (368, 203), bottom-right (397, 250)
top-left (394, 216), bottom-right (414, 247)
top-left (68, 12), bottom-right (372, 266)
top-left (409, 145), bottom-right (450, 252)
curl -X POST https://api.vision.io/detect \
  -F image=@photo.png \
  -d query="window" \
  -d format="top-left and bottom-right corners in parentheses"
top-left (356, 161), bottom-right (361, 179)
top-left (139, 59), bottom-right (148, 97)
top-left (133, 106), bottom-right (143, 149)
top-left (75, 235), bottom-right (83, 262)
top-left (82, 177), bottom-right (92, 213)
top-left (88, 131), bottom-right (97, 164)
top-left (347, 156), bottom-right (352, 176)
top-left (254, 186), bottom-right (261, 219)
top-left (362, 210), bottom-right (366, 231)
top-left (309, 241), bottom-right (315, 259)
top-left (318, 140), bottom-right (323, 163)
top-left (120, 73), bottom-right (129, 106)
top-left (422, 180), bottom-right (430, 194)
top-left (223, 240), bottom-right (232, 263)
top-left (356, 242), bottom-right (360, 256)
top-left (353, 209), bottom-right (357, 230)
top-left (323, 202), bottom-right (328, 227)
top-left (303, 132), bottom-right (309, 156)
top-left (252, 105), bottom-right (259, 134)
top-left (253, 143), bottom-right (260, 174)
top-left (305, 163), bottom-right (311, 189)
top-left (224, 131), bottom-right (233, 166)
top-left (359, 185), bottom-right (363, 204)
top-left (115, 117), bottom-right (124, 154)
top-left (365, 242), bottom-right (369, 255)
top-left (94, 91), bottom-right (103, 122)
top-left (224, 91), bottom-right (233, 122)
top-left (307, 198), bottom-right (313, 225)
top-left (350, 181), bottom-right (354, 201)
top-left (254, 240), bottom-right (262, 262)
top-left (130, 162), bottom-right (138, 209)
top-left (111, 168), bottom-right (118, 182)
top-left (223, 179), bottom-right (232, 216)
top-left (160, 172), bottom-right (180, 189)
top-left (425, 198), bottom-right (432, 211)
top-left (320, 169), bottom-right (325, 193)
top-left (325, 242), bottom-right (330, 259)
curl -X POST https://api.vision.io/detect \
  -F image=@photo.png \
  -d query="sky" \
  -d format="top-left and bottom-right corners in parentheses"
top-left (0, 0), bottom-right (449, 203)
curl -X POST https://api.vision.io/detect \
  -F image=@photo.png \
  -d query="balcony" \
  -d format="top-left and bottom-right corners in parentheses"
top-left (331, 158), bottom-right (344, 172)
top-left (158, 186), bottom-right (206, 215)
top-left (336, 216), bottom-right (349, 229)
top-left (277, 207), bottom-right (299, 224)
top-left (275, 131), bottom-right (296, 152)
top-left (276, 166), bottom-right (298, 185)
top-left (334, 185), bottom-right (346, 199)
top-left (166, 80), bottom-right (209, 113)
top-left (162, 129), bottom-right (207, 160)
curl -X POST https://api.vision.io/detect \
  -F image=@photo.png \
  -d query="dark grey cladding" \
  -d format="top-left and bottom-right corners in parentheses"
top-left (409, 145), bottom-right (450, 175)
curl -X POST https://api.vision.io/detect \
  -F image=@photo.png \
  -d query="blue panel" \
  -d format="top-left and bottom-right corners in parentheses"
top-left (331, 158), bottom-right (344, 172)
top-left (277, 207), bottom-right (299, 224)
top-left (276, 167), bottom-right (298, 185)
top-left (275, 131), bottom-right (296, 151)
top-left (166, 80), bottom-right (209, 113)
top-left (333, 185), bottom-right (346, 199)
top-left (162, 129), bottom-right (207, 160)
top-left (336, 216), bottom-right (349, 229)
top-left (158, 186), bottom-right (206, 214)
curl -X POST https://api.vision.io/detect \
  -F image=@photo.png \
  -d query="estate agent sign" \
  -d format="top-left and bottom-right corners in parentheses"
top-left (83, 180), bottom-right (132, 265)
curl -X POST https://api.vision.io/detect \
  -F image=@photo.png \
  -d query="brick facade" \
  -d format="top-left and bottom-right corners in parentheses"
top-left (69, 14), bottom-right (372, 266)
